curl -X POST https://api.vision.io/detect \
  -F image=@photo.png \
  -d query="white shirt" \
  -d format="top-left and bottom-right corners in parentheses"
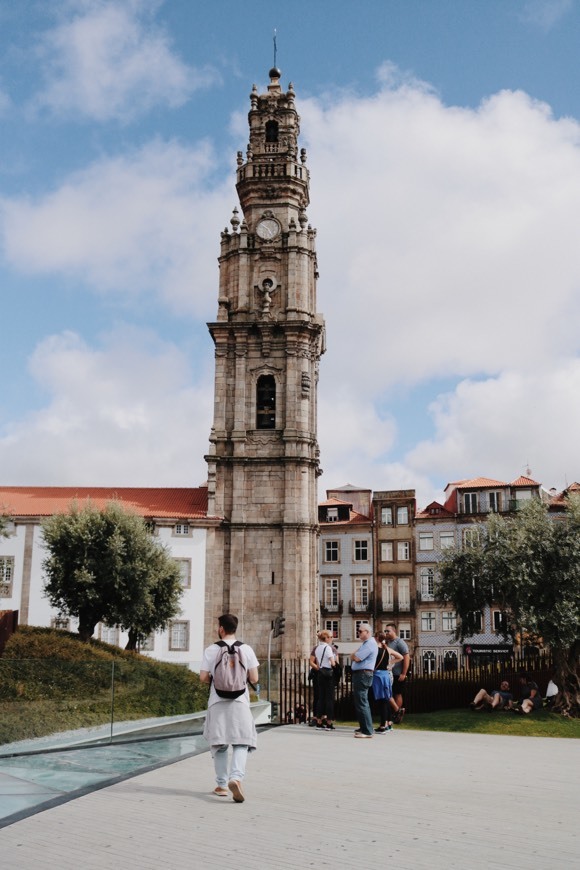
top-left (201, 639), bottom-right (259, 706)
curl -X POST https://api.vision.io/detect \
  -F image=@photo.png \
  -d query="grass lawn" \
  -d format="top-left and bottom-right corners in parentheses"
top-left (339, 708), bottom-right (580, 739)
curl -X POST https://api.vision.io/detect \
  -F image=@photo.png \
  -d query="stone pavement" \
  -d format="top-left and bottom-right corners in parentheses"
top-left (0, 726), bottom-right (578, 869)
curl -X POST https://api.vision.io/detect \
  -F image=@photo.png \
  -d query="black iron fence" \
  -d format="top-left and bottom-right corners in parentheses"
top-left (279, 653), bottom-right (555, 723)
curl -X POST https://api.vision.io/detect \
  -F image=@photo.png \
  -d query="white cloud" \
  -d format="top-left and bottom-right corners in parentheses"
top-left (522, 0), bottom-right (573, 30)
top-left (4, 68), bottom-right (580, 505)
top-left (0, 138), bottom-right (232, 317)
top-left (34, 0), bottom-right (217, 121)
top-left (299, 77), bottom-right (580, 502)
top-left (404, 363), bottom-right (580, 497)
top-left (0, 327), bottom-right (212, 486)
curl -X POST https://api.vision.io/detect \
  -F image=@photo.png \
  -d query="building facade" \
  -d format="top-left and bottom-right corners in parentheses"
top-left (318, 486), bottom-right (373, 643)
top-left (372, 489), bottom-right (417, 645)
top-left (413, 475), bottom-right (546, 671)
top-left (0, 487), bottom-right (215, 670)
top-left (204, 68), bottom-right (325, 660)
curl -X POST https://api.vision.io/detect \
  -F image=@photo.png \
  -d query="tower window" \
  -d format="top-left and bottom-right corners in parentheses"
top-left (256, 375), bottom-right (276, 429)
top-left (265, 120), bottom-right (279, 142)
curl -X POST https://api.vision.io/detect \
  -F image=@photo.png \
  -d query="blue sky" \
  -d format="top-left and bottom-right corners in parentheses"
top-left (1, 0), bottom-right (580, 508)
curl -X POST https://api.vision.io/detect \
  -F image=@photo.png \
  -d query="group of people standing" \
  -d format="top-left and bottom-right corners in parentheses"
top-left (309, 622), bottom-right (410, 738)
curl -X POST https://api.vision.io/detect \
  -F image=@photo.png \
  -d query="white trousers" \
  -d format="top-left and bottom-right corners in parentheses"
top-left (211, 744), bottom-right (249, 786)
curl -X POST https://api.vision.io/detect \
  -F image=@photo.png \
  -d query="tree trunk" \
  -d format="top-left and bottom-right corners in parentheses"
top-left (77, 614), bottom-right (96, 643)
top-left (125, 628), bottom-right (138, 651)
top-left (552, 644), bottom-right (580, 718)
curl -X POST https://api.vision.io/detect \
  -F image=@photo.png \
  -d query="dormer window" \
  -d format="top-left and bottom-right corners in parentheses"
top-left (265, 120), bottom-right (279, 142)
top-left (327, 507), bottom-right (338, 522)
top-left (256, 375), bottom-right (276, 429)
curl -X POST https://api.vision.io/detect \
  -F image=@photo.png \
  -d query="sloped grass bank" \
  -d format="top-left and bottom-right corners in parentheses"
top-left (0, 626), bottom-right (208, 746)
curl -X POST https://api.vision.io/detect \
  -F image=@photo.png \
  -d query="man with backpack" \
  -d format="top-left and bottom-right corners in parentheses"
top-left (200, 613), bottom-right (259, 803)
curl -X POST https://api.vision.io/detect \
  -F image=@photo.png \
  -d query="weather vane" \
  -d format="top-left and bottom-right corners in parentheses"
top-left (273, 28), bottom-right (277, 68)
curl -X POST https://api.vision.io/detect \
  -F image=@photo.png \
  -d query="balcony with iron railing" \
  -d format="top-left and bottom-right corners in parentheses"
top-left (348, 596), bottom-right (374, 615)
top-left (320, 599), bottom-right (344, 616)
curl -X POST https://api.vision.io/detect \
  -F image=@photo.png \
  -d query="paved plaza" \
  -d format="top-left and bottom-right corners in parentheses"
top-left (0, 726), bottom-right (578, 869)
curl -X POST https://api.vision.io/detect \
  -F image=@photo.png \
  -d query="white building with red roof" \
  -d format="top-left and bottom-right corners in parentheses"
top-left (0, 486), bottom-right (219, 669)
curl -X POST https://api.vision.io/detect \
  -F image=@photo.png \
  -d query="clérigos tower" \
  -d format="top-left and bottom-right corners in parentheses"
top-left (205, 68), bottom-right (325, 660)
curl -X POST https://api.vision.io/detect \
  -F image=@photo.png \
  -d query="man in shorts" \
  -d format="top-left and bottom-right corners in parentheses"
top-left (470, 680), bottom-right (513, 711)
top-left (384, 622), bottom-right (409, 724)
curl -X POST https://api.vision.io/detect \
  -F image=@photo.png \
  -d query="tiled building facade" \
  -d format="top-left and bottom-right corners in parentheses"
top-left (318, 486), bottom-right (372, 643)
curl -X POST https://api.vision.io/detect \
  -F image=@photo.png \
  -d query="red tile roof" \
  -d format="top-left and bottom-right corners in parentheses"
top-left (451, 477), bottom-right (508, 490)
top-left (510, 476), bottom-right (540, 487)
top-left (415, 501), bottom-right (455, 519)
top-left (549, 482), bottom-right (580, 507)
top-left (319, 497), bottom-right (352, 507)
top-left (0, 486), bottom-right (212, 520)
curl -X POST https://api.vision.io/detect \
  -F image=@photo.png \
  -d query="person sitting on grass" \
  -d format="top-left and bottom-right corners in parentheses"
top-left (513, 673), bottom-right (542, 714)
top-left (470, 680), bottom-right (513, 711)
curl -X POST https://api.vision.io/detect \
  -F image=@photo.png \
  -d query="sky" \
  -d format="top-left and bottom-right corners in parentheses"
top-left (2, 0), bottom-right (580, 510)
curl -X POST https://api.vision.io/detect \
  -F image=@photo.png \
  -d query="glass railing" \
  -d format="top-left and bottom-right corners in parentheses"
top-left (0, 658), bottom-right (213, 755)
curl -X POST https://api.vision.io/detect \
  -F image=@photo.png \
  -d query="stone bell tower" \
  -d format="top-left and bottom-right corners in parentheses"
top-left (205, 68), bottom-right (325, 660)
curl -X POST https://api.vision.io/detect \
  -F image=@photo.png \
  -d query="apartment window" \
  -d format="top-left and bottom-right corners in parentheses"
top-left (467, 611), bottom-right (483, 633)
top-left (397, 541), bottom-right (410, 561)
top-left (442, 611), bottom-right (457, 632)
top-left (175, 558), bottom-right (191, 588)
top-left (380, 541), bottom-right (393, 562)
top-left (493, 610), bottom-right (509, 633)
top-left (323, 577), bottom-right (340, 609)
top-left (174, 523), bottom-right (190, 536)
top-left (463, 528), bottom-right (479, 549)
top-left (440, 531), bottom-right (455, 550)
top-left (51, 615), bottom-right (70, 631)
top-left (256, 374), bottom-right (276, 429)
top-left (100, 624), bottom-right (120, 646)
top-left (354, 540), bottom-right (369, 562)
top-left (421, 611), bottom-right (436, 631)
top-left (324, 541), bottom-right (340, 563)
top-left (353, 577), bottom-right (370, 609)
top-left (398, 578), bottom-right (410, 611)
top-left (444, 650), bottom-right (458, 671)
top-left (326, 507), bottom-right (338, 522)
top-left (169, 620), bottom-right (190, 651)
top-left (420, 567), bottom-right (435, 600)
top-left (423, 651), bottom-right (436, 674)
top-left (397, 506), bottom-right (409, 525)
top-left (324, 620), bottom-right (339, 639)
top-left (0, 556), bottom-right (14, 596)
top-left (398, 621), bottom-right (412, 640)
top-left (488, 491), bottom-right (501, 513)
top-left (381, 577), bottom-right (394, 610)
top-left (419, 533), bottom-right (434, 551)
top-left (381, 507), bottom-right (393, 525)
top-left (463, 492), bottom-right (478, 514)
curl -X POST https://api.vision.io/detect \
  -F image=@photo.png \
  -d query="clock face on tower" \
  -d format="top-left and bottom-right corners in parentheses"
top-left (256, 218), bottom-right (280, 240)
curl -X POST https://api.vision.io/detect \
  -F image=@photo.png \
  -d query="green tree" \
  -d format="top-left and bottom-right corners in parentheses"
top-left (0, 511), bottom-right (11, 538)
top-left (42, 501), bottom-right (183, 643)
top-left (438, 497), bottom-right (580, 717)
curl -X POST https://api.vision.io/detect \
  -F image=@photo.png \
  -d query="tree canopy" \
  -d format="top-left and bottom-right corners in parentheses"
top-left (437, 497), bottom-right (580, 716)
top-left (0, 511), bottom-right (11, 538)
top-left (42, 501), bottom-right (183, 644)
